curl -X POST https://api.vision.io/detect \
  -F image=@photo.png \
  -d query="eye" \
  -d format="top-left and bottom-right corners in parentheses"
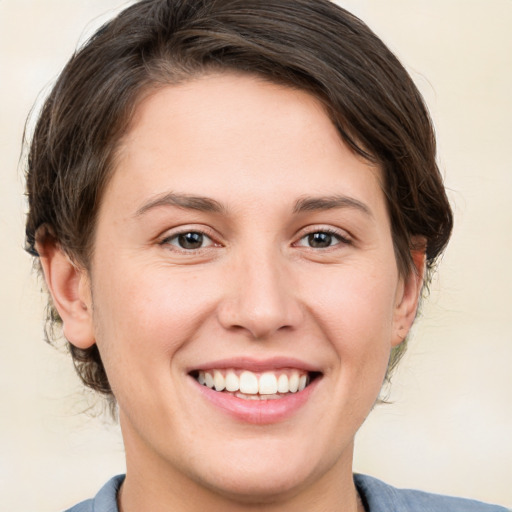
top-left (162, 231), bottom-right (215, 250)
top-left (296, 230), bottom-right (350, 249)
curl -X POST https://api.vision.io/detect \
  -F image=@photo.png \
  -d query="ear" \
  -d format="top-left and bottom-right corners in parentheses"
top-left (37, 239), bottom-right (96, 349)
top-left (391, 237), bottom-right (427, 347)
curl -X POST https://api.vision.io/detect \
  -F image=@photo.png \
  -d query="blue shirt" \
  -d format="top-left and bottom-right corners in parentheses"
top-left (64, 474), bottom-right (510, 511)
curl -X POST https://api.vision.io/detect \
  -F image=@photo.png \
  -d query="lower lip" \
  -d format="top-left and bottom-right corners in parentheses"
top-left (192, 377), bottom-right (320, 425)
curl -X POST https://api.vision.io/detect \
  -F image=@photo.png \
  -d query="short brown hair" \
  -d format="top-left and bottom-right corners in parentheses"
top-left (25, 0), bottom-right (453, 399)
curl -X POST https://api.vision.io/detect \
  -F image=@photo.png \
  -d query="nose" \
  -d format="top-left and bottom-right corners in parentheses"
top-left (217, 247), bottom-right (303, 340)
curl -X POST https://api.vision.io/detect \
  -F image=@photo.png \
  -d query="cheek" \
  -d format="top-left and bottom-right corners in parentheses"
top-left (91, 264), bottom-right (218, 384)
top-left (305, 264), bottom-right (398, 379)
top-left (310, 264), bottom-right (397, 334)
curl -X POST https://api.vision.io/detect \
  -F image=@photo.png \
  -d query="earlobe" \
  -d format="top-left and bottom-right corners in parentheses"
top-left (392, 239), bottom-right (427, 347)
top-left (37, 240), bottom-right (96, 349)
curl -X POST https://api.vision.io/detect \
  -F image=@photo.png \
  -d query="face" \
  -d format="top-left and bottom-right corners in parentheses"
top-left (52, 73), bottom-right (421, 505)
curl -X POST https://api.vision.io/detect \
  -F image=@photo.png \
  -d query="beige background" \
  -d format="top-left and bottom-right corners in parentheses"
top-left (1, 1), bottom-right (511, 510)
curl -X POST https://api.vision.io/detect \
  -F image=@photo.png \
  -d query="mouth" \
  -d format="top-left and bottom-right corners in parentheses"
top-left (190, 368), bottom-right (321, 400)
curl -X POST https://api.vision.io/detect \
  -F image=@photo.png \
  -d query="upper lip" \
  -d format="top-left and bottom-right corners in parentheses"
top-left (187, 356), bottom-right (322, 374)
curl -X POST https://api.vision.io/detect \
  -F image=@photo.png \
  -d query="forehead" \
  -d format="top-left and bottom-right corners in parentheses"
top-left (106, 72), bottom-right (387, 220)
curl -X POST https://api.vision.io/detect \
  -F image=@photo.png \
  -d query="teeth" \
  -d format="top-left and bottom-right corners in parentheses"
top-left (239, 371), bottom-right (259, 394)
top-left (277, 374), bottom-right (289, 393)
top-left (258, 372), bottom-right (278, 395)
top-left (196, 369), bottom-right (311, 396)
top-left (213, 370), bottom-right (225, 391)
top-left (289, 372), bottom-right (299, 393)
top-left (235, 392), bottom-right (282, 400)
top-left (205, 372), bottom-right (214, 389)
top-left (225, 370), bottom-right (239, 392)
top-left (236, 392), bottom-right (260, 400)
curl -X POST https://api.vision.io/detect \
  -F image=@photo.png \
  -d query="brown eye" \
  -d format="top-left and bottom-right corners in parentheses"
top-left (178, 232), bottom-right (204, 249)
top-left (164, 231), bottom-right (214, 250)
top-left (307, 232), bottom-right (334, 248)
top-left (295, 230), bottom-right (350, 249)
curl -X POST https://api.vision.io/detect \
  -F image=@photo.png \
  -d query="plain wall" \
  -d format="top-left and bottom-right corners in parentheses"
top-left (0, 1), bottom-right (510, 510)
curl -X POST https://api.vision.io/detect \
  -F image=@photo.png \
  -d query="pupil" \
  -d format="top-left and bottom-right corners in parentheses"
top-left (308, 232), bottom-right (332, 248)
top-left (178, 232), bottom-right (203, 249)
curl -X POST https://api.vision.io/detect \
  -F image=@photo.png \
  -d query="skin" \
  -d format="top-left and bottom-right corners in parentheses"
top-left (40, 73), bottom-right (424, 512)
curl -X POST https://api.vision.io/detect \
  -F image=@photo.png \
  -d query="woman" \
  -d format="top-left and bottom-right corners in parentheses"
top-left (23, 0), bottom-right (508, 510)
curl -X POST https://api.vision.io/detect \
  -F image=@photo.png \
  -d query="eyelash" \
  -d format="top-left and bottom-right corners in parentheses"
top-left (294, 227), bottom-right (352, 250)
top-left (159, 228), bottom-right (218, 252)
top-left (159, 226), bottom-right (351, 253)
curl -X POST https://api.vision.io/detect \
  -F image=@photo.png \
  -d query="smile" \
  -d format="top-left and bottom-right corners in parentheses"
top-left (192, 369), bottom-right (318, 400)
top-left (188, 358), bottom-right (322, 423)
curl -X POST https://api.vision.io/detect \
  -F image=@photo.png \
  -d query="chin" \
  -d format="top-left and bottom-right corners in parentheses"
top-left (198, 465), bottom-right (315, 505)
top-left (182, 436), bottom-right (335, 505)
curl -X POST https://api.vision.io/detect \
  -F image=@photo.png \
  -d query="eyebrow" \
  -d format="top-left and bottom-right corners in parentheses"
top-left (134, 192), bottom-right (372, 218)
top-left (293, 195), bottom-right (373, 217)
top-left (134, 192), bottom-right (226, 217)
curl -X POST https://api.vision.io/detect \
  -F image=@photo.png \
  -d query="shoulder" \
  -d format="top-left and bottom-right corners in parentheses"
top-left (63, 475), bottom-right (124, 512)
top-left (354, 474), bottom-right (510, 512)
